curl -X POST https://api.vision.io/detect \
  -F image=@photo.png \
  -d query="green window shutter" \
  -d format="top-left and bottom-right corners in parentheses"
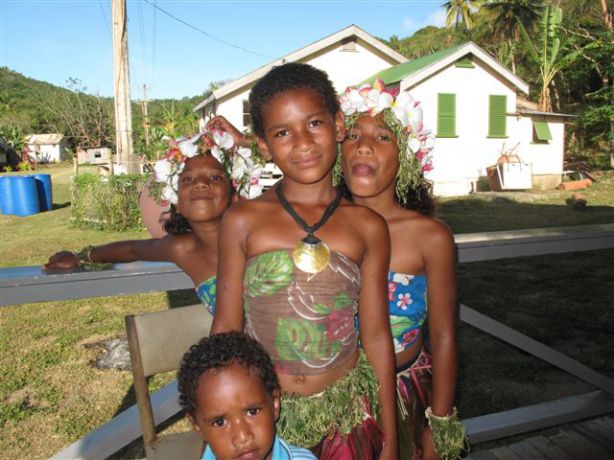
top-left (488, 95), bottom-right (507, 137)
top-left (533, 120), bottom-right (552, 141)
top-left (437, 93), bottom-right (456, 137)
top-left (455, 57), bottom-right (474, 68)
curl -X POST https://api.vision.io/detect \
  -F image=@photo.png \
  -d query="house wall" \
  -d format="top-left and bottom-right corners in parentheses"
top-left (199, 41), bottom-right (397, 132)
top-left (514, 116), bottom-right (564, 190)
top-left (407, 59), bottom-right (520, 196)
top-left (27, 143), bottom-right (64, 163)
top-left (406, 59), bottom-right (564, 196)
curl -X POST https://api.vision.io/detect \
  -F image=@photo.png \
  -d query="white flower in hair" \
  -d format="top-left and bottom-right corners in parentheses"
top-left (340, 88), bottom-right (368, 115)
top-left (179, 139), bottom-right (199, 158)
top-left (154, 158), bottom-right (172, 182)
top-left (407, 137), bottom-right (422, 154)
top-left (213, 130), bottom-right (235, 150)
top-left (392, 92), bottom-right (423, 134)
top-left (247, 183), bottom-right (263, 199)
top-left (210, 146), bottom-right (224, 164)
top-left (162, 184), bottom-right (177, 205)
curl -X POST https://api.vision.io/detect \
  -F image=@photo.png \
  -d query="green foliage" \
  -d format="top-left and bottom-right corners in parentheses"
top-left (0, 125), bottom-right (26, 151)
top-left (71, 173), bottom-right (147, 231)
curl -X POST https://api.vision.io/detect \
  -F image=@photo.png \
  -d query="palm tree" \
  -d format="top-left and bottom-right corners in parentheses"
top-left (520, 4), bottom-right (584, 111)
top-left (484, 0), bottom-right (543, 73)
top-left (443, 0), bottom-right (484, 31)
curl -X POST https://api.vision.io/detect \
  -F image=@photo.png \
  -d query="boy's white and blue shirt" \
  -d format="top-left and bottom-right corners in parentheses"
top-left (201, 435), bottom-right (316, 460)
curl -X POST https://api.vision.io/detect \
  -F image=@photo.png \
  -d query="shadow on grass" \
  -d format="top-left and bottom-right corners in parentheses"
top-left (438, 196), bottom-right (614, 233)
top-left (51, 202), bottom-right (70, 210)
top-left (456, 249), bottom-right (614, 418)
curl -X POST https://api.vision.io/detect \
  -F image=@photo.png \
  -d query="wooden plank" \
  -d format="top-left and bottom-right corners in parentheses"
top-left (0, 262), bottom-right (193, 306)
top-left (549, 427), bottom-right (613, 459)
top-left (487, 446), bottom-right (525, 460)
top-left (465, 450), bottom-right (500, 460)
top-left (573, 417), bottom-right (614, 451)
top-left (3, 224), bottom-right (613, 306)
top-left (463, 391), bottom-right (614, 444)
top-left (520, 436), bottom-right (574, 459)
top-left (50, 380), bottom-right (182, 460)
top-left (460, 304), bottom-right (614, 397)
top-left (456, 223), bottom-right (614, 263)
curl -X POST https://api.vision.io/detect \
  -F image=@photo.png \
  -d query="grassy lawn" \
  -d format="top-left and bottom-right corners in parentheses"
top-left (1, 163), bottom-right (613, 458)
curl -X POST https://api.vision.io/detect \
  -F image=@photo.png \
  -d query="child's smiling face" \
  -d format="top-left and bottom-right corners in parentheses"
top-left (342, 114), bottom-right (400, 199)
top-left (256, 88), bottom-right (345, 186)
top-left (190, 363), bottom-right (280, 460)
top-left (176, 154), bottom-right (232, 223)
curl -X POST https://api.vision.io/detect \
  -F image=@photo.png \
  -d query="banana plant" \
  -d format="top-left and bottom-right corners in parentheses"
top-left (520, 4), bottom-right (585, 112)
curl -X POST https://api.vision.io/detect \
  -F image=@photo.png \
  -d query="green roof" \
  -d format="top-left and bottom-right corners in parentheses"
top-left (363, 43), bottom-right (467, 86)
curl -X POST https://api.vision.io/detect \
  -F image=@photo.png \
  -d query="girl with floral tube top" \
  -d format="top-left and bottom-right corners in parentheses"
top-left (337, 80), bottom-right (465, 460)
top-left (212, 63), bottom-right (398, 460)
top-left (44, 130), bottom-right (263, 316)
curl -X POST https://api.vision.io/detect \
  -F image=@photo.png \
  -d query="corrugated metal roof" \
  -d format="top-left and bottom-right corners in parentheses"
top-left (362, 44), bottom-right (466, 85)
top-left (27, 133), bottom-right (64, 145)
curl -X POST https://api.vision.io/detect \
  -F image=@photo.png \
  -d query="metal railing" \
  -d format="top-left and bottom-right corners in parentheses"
top-left (2, 223), bottom-right (613, 459)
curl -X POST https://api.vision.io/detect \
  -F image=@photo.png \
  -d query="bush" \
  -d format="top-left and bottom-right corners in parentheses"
top-left (71, 173), bottom-right (147, 231)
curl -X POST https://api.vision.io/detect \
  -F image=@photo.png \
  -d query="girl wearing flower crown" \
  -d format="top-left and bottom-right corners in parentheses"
top-left (44, 130), bottom-right (263, 314)
top-left (337, 80), bottom-right (464, 460)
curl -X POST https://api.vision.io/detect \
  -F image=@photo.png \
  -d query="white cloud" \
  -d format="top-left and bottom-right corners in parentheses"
top-left (425, 8), bottom-right (447, 28)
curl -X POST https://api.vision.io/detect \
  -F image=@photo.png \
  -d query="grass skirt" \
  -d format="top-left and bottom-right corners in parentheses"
top-left (278, 353), bottom-right (382, 459)
top-left (397, 348), bottom-right (432, 460)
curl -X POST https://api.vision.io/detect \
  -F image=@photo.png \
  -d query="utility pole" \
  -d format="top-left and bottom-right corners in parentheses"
top-left (140, 84), bottom-right (150, 146)
top-left (111, 0), bottom-right (138, 173)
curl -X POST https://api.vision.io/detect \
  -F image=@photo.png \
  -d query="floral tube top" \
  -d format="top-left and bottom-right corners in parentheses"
top-left (195, 276), bottom-right (217, 315)
top-left (243, 249), bottom-right (360, 375)
top-left (388, 272), bottom-right (427, 353)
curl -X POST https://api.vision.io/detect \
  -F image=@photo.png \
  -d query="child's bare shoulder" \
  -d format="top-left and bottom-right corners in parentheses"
top-left (339, 200), bottom-right (388, 235)
top-left (402, 211), bottom-right (454, 246)
top-left (161, 232), bottom-right (199, 253)
top-left (222, 190), bottom-right (278, 227)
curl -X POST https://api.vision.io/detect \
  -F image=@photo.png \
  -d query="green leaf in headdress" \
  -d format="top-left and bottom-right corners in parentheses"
top-left (244, 251), bottom-right (294, 297)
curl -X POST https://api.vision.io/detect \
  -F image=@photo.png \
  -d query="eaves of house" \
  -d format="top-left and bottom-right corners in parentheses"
top-left (363, 42), bottom-right (530, 95)
top-left (193, 24), bottom-right (408, 113)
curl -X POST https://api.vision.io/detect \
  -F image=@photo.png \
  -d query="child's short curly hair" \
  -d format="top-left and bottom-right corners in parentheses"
top-left (178, 332), bottom-right (280, 417)
top-left (249, 62), bottom-right (340, 138)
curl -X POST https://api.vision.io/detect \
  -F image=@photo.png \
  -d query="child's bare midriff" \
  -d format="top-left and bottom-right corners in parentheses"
top-left (277, 349), bottom-right (358, 396)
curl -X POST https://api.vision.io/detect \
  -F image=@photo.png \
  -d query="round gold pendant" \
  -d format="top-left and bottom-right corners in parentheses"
top-left (292, 239), bottom-right (330, 274)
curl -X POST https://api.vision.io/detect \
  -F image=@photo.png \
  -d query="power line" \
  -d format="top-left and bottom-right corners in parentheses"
top-left (142, 0), bottom-right (274, 60)
top-left (97, 0), bottom-right (111, 37)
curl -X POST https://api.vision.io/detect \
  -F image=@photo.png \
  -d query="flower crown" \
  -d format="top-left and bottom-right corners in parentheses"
top-left (152, 129), bottom-right (263, 205)
top-left (338, 79), bottom-right (434, 203)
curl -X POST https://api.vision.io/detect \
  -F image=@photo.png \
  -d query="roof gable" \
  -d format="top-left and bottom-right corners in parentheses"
top-left (26, 134), bottom-right (64, 145)
top-left (193, 25), bottom-right (407, 112)
top-left (364, 42), bottom-right (529, 94)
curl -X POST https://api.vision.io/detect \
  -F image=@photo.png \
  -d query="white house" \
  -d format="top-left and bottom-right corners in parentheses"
top-left (194, 28), bottom-right (570, 196)
top-left (26, 133), bottom-right (66, 163)
top-left (365, 42), bottom-right (570, 195)
top-left (194, 25), bottom-right (407, 133)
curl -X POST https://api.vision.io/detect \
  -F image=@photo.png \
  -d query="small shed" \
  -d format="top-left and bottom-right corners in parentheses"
top-left (77, 147), bottom-right (112, 165)
top-left (26, 134), bottom-right (66, 163)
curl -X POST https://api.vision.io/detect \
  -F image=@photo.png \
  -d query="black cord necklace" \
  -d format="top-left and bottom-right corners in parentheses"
top-left (275, 184), bottom-right (342, 273)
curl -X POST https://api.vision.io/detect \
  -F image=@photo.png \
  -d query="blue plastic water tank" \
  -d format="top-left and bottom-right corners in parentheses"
top-left (0, 176), bottom-right (16, 215)
top-left (32, 174), bottom-right (53, 211)
top-left (11, 176), bottom-right (40, 216)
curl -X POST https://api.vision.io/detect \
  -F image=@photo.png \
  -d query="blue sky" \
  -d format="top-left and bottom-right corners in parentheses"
top-left (1, 0), bottom-right (447, 100)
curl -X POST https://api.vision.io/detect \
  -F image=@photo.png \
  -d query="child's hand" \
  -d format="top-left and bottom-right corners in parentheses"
top-left (43, 251), bottom-right (80, 271)
top-left (206, 116), bottom-right (249, 147)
